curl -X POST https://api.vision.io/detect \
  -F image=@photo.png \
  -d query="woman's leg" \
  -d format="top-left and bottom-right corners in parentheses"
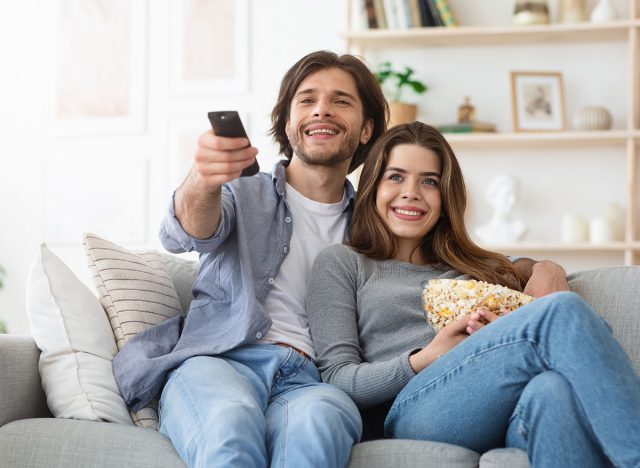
top-left (506, 371), bottom-right (611, 468)
top-left (385, 292), bottom-right (640, 467)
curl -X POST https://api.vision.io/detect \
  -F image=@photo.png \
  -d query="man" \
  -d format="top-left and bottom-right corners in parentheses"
top-left (113, 50), bottom-right (568, 467)
top-left (114, 50), bottom-right (387, 467)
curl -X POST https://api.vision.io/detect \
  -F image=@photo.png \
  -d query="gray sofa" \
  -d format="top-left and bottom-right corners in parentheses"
top-left (1, 263), bottom-right (638, 468)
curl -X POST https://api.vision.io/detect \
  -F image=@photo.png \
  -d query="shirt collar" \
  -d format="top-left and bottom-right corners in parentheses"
top-left (271, 160), bottom-right (356, 214)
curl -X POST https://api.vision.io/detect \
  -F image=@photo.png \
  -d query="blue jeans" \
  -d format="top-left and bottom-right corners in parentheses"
top-left (158, 344), bottom-right (361, 468)
top-left (385, 292), bottom-right (640, 468)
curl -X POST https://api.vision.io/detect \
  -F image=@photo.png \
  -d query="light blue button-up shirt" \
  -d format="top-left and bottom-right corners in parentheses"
top-left (112, 161), bottom-right (356, 411)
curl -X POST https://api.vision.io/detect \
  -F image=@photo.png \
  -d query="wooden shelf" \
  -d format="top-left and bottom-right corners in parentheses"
top-left (344, 21), bottom-right (640, 49)
top-left (347, 0), bottom-right (640, 266)
top-left (481, 242), bottom-right (639, 253)
top-left (443, 130), bottom-right (640, 149)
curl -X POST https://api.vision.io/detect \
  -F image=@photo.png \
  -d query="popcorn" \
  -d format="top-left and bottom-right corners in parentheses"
top-left (422, 279), bottom-right (534, 331)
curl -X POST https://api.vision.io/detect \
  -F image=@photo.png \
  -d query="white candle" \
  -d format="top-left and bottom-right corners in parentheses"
top-left (561, 214), bottom-right (588, 243)
top-left (589, 217), bottom-right (614, 243)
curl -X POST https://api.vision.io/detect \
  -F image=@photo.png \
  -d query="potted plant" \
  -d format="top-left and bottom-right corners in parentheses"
top-left (374, 61), bottom-right (428, 127)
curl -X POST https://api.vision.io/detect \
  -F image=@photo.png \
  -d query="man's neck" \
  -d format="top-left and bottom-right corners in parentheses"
top-left (285, 159), bottom-right (350, 204)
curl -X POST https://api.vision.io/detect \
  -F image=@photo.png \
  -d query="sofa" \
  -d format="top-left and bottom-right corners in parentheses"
top-left (1, 247), bottom-right (638, 467)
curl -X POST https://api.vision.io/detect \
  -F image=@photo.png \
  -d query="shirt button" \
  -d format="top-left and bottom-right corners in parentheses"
top-left (268, 278), bottom-right (275, 285)
top-left (285, 217), bottom-right (292, 223)
top-left (256, 332), bottom-right (262, 339)
top-left (283, 246), bottom-right (289, 253)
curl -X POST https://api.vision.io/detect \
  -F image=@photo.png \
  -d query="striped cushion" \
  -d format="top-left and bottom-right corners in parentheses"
top-left (83, 233), bottom-right (183, 430)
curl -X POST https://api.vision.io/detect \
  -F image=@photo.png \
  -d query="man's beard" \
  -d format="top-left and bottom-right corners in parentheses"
top-left (288, 130), bottom-right (360, 168)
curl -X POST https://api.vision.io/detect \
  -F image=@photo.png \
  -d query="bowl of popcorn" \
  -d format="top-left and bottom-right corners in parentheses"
top-left (422, 279), bottom-right (534, 331)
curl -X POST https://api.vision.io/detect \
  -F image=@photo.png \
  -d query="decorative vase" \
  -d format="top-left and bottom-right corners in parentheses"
top-left (388, 102), bottom-right (417, 128)
top-left (573, 106), bottom-right (613, 130)
top-left (559, 0), bottom-right (586, 23)
top-left (513, 0), bottom-right (549, 25)
top-left (590, 0), bottom-right (618, 23)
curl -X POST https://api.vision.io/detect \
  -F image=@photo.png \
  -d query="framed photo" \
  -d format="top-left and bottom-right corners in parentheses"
top-left (170, 0), bottom-right (249, 94)
top-left (510, 71), bottom-right (566, 132)
top-left (48, 0), bottom-right (147, 136)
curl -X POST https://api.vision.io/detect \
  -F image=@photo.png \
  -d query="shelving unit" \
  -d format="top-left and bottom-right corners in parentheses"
top-left (345, 0), bottom-right (640, 267)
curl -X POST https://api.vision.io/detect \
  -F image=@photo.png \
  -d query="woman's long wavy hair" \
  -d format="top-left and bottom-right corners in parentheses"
top-left (269, 50), bottom-right (388, 174)
top-left (350, 121), bottom-right (524, 290)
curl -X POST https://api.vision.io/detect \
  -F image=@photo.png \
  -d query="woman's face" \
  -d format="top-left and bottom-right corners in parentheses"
top-left (375, 143), bottom-right (442, 261)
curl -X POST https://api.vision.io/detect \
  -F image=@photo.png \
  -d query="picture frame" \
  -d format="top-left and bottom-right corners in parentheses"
top-left (170, 0), bottom-right (250, 95)
top-left (510, 71), bottom-right (566, 132)
top-left (48, 0), bottom-right (147, 136)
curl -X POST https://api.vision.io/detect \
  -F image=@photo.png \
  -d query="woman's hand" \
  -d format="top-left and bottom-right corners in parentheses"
top-left (465, 309), bottom-right (500, 335)
top-left (409, 315), bottom-right (470, 373)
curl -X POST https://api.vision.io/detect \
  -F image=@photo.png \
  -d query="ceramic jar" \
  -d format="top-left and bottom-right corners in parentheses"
top-left (573, 106), bottom-right (613, 131)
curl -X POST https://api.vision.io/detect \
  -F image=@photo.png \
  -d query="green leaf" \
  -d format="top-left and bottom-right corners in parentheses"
top-left (374, 61), bottom-right (428, 102)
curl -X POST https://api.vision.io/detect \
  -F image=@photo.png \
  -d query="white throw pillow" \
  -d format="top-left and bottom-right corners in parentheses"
top-left (25, 243), bottom-right (133, 425)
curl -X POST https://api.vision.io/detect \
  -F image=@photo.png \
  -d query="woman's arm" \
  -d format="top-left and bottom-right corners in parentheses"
top-left (307, 246), bottom-right (416, 408)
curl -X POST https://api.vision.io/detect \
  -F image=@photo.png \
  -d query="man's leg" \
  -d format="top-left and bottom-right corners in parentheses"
top-left (264, 347), bottom-right (362, 468)
top-left (385, 292), bottom-right (640, 466)
top-left (159, 355), bottom-right (269, 468)
top-left (506, 371), bottom-right (611, 468)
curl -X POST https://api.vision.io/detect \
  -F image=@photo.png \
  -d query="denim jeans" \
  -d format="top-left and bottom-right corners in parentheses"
top-left (385, 292), bottom-right (640, 468)
top-left (158, 344), bottom-right (361, 468)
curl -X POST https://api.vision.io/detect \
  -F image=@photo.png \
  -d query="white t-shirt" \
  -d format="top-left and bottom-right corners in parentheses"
top-left (258, 183), bottom-right (349, 360)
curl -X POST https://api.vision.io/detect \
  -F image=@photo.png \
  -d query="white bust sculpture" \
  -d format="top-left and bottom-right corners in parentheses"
top-left (475, 174), bottom-right (527, 244)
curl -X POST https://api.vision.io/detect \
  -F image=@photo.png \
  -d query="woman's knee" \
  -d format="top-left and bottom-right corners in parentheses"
top-left (524, 371), bottom-right (571, 399)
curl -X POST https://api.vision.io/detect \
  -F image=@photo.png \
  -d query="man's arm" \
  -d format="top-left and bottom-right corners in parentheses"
top-left (174, 130), bottom-right (258, 239)
top-left (513, 258), bottom-right (570, 298)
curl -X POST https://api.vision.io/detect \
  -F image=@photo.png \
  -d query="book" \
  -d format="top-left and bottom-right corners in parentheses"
top-left (364, 0), bottom-right (378, 28)
top-left (432, 0), bottom-right (457, 26)
top-left (423, 0), bottom-right (443, 26)
top-left (408, 0), bottom-right (423, 27)
top-left (382, 0), bottom-right (398, 29)
top-left (437, 122), bottom-right (497, 133)
top-left (373, 0), bottom-right (387, 28)
top-left (418, 0), bottom-right (439, 26)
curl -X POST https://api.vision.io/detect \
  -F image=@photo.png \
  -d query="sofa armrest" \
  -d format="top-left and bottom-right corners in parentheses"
top-left (0, 334), bottom-right (51, 426)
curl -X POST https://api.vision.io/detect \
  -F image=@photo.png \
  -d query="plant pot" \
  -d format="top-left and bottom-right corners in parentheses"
top-left (388, 102), bottom-right (418, 128)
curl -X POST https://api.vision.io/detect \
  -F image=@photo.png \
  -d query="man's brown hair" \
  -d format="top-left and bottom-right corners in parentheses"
top-left (269, 50), bottom-right (388, 174)
top-left (350, 121), bottom-right (523, 290)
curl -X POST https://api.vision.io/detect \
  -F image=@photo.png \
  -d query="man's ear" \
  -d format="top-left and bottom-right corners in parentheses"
top-left (360, 118), bottom-right (374, 145)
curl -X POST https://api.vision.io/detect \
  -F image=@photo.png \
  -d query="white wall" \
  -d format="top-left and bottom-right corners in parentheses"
top-left (0, 0), bottom-right (632, 335)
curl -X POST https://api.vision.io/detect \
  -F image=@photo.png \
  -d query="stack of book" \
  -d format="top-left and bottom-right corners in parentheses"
top-left (362, 0), bottom-right (457, 29)
top-left (437, 122), bottom-right (497, 133)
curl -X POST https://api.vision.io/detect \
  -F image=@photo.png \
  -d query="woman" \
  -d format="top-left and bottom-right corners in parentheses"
top-left (307, 122), bottom-right (640, 467)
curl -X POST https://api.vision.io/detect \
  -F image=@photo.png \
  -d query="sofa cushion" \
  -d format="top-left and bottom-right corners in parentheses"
top-left (347, 439), bottom-right (480, 468)
top-left (568, 266), bottom-right (640, 373)
top-left (0, 418), bottom-right (186, 468)
top-left (479, 448), bottom-right (529, 467)
top-left (83, 233), bottom-right (187, 430)
top-left (0, 335), bottom-right (51, 426)
top-left (25, 244), bottom-right (133, 426)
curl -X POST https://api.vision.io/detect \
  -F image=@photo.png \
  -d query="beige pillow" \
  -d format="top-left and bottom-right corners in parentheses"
top-left (83, 233), bottom-right (184, 430)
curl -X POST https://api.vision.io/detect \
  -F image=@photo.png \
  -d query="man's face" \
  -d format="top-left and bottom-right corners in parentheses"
top-left (285, 67), bottom-right (373, 168)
